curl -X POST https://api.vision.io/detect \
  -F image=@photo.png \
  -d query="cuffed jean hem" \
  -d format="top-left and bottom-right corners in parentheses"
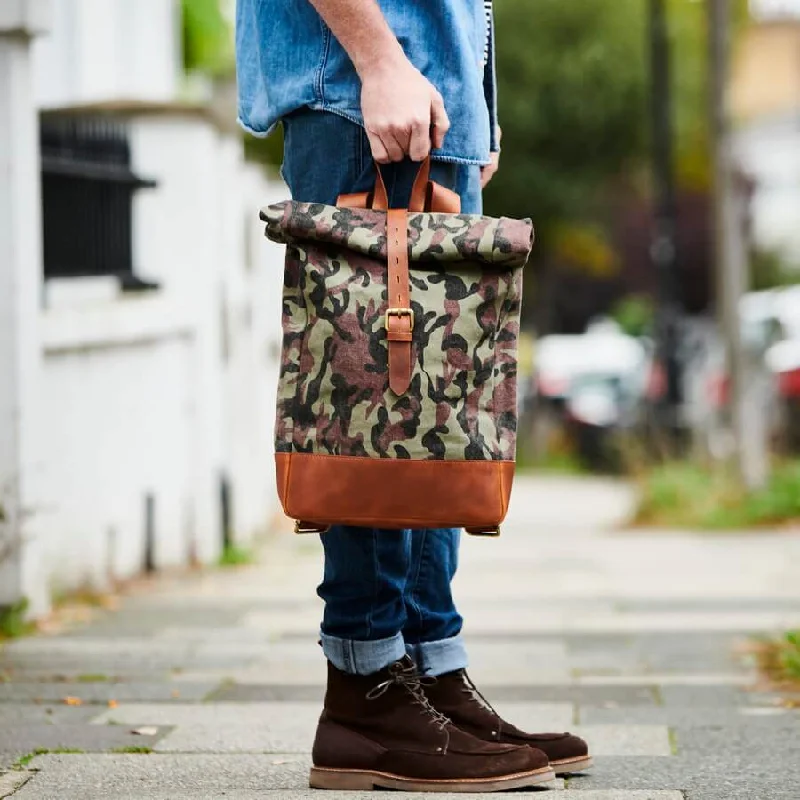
top-left (320, 631), bottom-right (407, 676)
top-left (406, 634), bottom-right (469, 677)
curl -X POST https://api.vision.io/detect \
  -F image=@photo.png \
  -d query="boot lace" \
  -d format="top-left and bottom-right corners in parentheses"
top-left (366, 661), bottom-right (452, 732)
top-left (460, 671), bottom-right (499, 717)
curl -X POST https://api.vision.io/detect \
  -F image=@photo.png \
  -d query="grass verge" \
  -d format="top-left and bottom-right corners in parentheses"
top-left (14, 748), bottom-right (84, 768)
top-left (752, 630), bottom-right (800, 690)
top-left (632, 460), bottom-right (800, 529)
top-left (218, 544), bottom-right (255, 567)
top-left (0, 599), bottom-right (35, 641)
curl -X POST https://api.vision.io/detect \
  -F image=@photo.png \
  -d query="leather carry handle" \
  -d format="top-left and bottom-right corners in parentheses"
top-left (337, 157), bottom-right (461, 214)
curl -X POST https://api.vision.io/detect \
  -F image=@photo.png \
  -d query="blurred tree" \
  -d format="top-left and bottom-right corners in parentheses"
top-left (486, 0), bottom-right (749, 331)
top-left (610, 294), bottom-right (656, 337)
top-left (181, 0), bottom-right (234, 76)
top-left (485, 0), bottom-right (648, 229)
top-left (180, 0), bottom-right (283, 169)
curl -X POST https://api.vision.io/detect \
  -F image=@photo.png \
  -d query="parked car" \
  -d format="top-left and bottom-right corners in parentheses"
top-left (703, 286), bottom-right (800, 454)
top-left (532, 320), bottom-right (655, 468)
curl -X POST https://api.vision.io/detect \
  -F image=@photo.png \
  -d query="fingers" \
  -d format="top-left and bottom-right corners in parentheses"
top-left (381, 129), bottom-right (406, 163)
top-left (430, 92), bottom-right (450, 150)
top-left (481, 151), bottom-right (501, 187)
top-left (408, 115), bottom-right (432, 162)
top-left (366, 130), bottom-right (391, 164)
top-left (362, 84), bottom-right (447, 163)
top-left (367, 124), bottom-right (408, 164)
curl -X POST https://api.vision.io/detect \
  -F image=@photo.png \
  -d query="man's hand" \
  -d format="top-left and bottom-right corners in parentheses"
top-left (307, 0), bottom-right (449, 163)
top-left (481, 151), bottom-right (500, 188)
top-left (361, 59), bottom-right (450, 163)
top-left (481, 127), bottom-right (502, 188)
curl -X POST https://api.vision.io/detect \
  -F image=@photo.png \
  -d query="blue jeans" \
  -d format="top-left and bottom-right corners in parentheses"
top-left (281, 108), bottom-right (482, 677)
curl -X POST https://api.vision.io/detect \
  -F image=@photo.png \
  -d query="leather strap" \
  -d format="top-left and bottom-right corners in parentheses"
top-left (337, 157), bottom-right (461, 214)
top-left (386, 208), bottom-right (413, 396)
top-left (408, 157), bottom-right (431, 211)
top-left (337, 191), bottom-right (371, 210)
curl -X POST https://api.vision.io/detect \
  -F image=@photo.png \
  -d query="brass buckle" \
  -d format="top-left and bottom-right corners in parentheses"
top-left (386, 307), bottom-right (414, 330)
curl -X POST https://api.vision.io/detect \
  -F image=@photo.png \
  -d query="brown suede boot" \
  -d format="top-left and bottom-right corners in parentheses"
top-left (310, 658), bottom-right (555, 791)
top-left (423, 669), bottom-right (592, 776)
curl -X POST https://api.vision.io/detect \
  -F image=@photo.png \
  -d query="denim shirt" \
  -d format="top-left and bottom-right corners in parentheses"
top-left (235, 0), bottom-right (498, 166)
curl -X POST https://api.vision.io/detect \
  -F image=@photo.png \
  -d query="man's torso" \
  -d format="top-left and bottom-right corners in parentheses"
top-left (236, 0), bottom-right (493, 165)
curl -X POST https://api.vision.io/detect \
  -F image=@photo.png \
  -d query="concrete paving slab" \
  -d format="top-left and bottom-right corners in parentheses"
top-left (675, 723), bottom-right (800, 759)
top-left (0, 682), bottom-right (219, 704)
top-left (576, 673), bottom-right (752, 687)
top-left (11, 753), bottom-right (311, 798)
top-left (474, 684), bottom-right (660, 706)
top-left (1, 638), bottom-right (196, 658)
top-left (0, 704), bottom-right (98, 724)
top-left (204, 683), bottom-right (325, 703)
top-left (18, 793), bottom-right (675, 800)
top-left (571, 755), bottom-right (800, 799)
top-left (92, 703), bottom-right (322, 753)
top-left (579, 705), bottom-right (800, 727)
top-left (659, 685), bottom-right (753, 708)
top-left (0, 771), bottom-right (33, 798)
top-left (180, 661), bottom-right (328, 686)
top-left (0, 723), bottom-right (167, 756)
top-left (12, 754), bottom-right (688, 800)
top-left (571, 725), bottom-right (672, 757)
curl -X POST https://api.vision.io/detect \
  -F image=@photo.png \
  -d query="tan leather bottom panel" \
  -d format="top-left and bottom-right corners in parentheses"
top-left (275, 453), bottom-right (514, 529)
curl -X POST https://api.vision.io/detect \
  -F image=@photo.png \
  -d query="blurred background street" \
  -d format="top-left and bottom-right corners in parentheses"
top-left (2, 0), bottom-right (800, 797)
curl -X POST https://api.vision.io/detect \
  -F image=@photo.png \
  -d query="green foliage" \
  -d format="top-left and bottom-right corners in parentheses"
top-left (0, 598), bottom-right (33, 640)
top-left (218, 544), bottom-right (255, 567)
top-left (112, 746), bottom-right (153, 754)
top-left (243, 126), bottom-right (285, 172)
top-left (76, 674), bottom-right (110, 683)
top-left (485, 0), bottom-right (750, 248)
top-left (486, 0), bottom-right (648, 227)
top-left (181, 0), bottom-right (234, 76)
top-left (611, 294), bottom-right (656, 337)
top-left (782, 631), bottom-right (800, 680)
top-left (755, 630), bottom-right (800, 686)
top-left (751, 247), bottom-right (799, 291)
top-left (14, 748), bottom-right (84, 768)
top-left (634, 460), bottom-right (800, 529)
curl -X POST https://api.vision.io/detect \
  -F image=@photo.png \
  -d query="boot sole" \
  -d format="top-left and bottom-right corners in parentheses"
top-left (309, 765), bottom-right (556, 792)
top-left (551, 755), bottom-right (593, 775)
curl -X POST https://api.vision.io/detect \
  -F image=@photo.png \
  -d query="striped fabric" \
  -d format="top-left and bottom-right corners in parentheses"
top-left (484, 0), bottom-right (493, 61)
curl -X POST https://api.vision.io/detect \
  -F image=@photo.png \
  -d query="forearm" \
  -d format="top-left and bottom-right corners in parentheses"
top-left (307, 0), bottom-right (405, 77)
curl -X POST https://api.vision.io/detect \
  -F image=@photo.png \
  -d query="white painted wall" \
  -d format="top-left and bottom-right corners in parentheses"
top-left (1, 0), bottom-right (287, 614)
top-left (0, 3), bottom-right (50, 612)
top-left (27, 115), bottom-right (286, 608)
top-left (32, 0), bottom-right (180, 107)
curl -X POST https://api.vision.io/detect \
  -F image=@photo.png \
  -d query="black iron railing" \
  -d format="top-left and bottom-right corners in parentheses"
top-left (40, 114), bottom-right (157, 289)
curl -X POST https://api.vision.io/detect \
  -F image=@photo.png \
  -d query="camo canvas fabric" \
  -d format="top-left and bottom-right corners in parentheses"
top-left (262, 202), bottom-right (533, 462)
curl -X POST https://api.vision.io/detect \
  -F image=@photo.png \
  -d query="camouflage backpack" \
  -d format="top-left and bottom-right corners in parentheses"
top-left (261, 159), bottom-right (533, 535)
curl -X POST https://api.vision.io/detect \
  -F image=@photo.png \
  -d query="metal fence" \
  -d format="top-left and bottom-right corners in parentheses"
top-left (40, 114), bottom-right (156, 288)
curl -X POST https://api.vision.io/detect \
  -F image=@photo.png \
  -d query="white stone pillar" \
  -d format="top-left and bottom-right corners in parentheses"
top-left (0, 1), bottom-right (51, 611)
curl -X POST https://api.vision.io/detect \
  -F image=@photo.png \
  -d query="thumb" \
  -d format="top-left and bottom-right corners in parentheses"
top-left (430, 93), bottom-right (450, 150)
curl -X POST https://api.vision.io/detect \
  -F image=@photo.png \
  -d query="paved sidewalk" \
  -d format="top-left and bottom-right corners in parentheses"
top-left (1, 476), bottom-right (800, 799)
